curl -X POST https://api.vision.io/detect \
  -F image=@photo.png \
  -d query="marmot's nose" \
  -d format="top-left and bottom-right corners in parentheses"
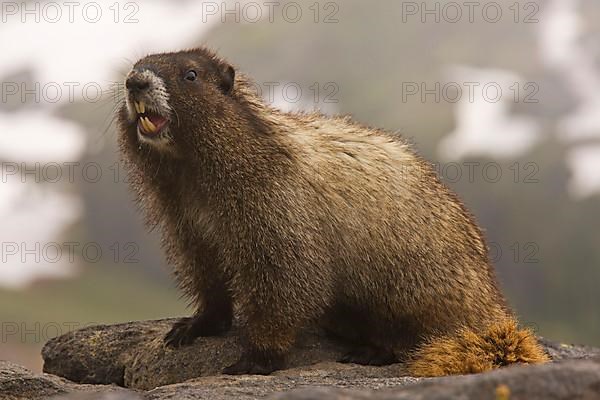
top-left (125, 69), bottom-right (151, 93)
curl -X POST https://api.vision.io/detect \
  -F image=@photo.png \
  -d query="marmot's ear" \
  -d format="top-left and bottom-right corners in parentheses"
top-left (219, 64), bottom-right (235, 94)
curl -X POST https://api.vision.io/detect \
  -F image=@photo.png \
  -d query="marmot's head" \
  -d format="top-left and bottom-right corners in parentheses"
top-left (118, 48), bottom-right (235, 154)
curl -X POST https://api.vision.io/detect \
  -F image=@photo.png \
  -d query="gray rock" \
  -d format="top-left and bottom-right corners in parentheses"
top-left (30, 319), bottom-right (600, 400)
top-left (0, 361), bottom-right (68, 400)
top-left (43, 319), bottom-right (351, 390)
top-left (42, 320), bottom-right (166, 387)
top-left (0, 361), bottom-right (137, 400)
top-left (539, 337), bottom-right (600, 361)
top-left (145, 363), bottom-right (421, 400)
top-left (50, 394), bottom-right (144, 400)
top-left (270, 357), bottom-right (600, 400)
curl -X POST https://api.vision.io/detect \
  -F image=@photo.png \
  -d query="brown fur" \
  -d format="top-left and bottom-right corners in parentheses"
top-left (116, 47), bottom-right (549, 375)
top-left (408, 319), bottom-right (549, 376)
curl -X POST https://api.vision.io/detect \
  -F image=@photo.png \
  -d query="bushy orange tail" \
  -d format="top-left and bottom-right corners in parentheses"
top-left (408, 319), bottom-right (550, 377)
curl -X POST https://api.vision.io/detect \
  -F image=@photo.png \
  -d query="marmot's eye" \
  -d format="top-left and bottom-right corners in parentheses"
top-left (184, 70), bottom-right (197, 82)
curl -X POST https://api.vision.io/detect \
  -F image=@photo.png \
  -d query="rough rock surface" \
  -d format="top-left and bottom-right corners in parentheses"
top-left (0, 360), bottom-right (137, 400)
top-left (2, 318), bottom-right (596, 399)
top-left (42, 319), bottom-right (356, 390)
top-left (270, 357), bottom-right (600, 400)
top-left (144, 363), bottom-right (420, 400)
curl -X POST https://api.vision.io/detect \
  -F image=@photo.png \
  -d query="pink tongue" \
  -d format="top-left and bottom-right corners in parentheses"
top-left (148, 114), bottom-right (167, 129)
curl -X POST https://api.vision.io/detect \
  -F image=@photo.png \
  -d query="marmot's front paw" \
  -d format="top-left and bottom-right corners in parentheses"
top-left (164, 314), bottom-right (232, 348)
top-left (222, 351), bottom-right (285, 375)
top-left (164, 317), bottom-right (199, 348)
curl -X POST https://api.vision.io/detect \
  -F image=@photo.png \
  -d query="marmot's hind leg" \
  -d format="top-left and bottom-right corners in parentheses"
top-left (323, 302), bottom-right (400, 366)
top-left (340, 345), bottom-right (397, 366)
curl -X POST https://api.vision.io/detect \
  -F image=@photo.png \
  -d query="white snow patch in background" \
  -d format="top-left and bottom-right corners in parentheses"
top-left (438, 66), bottom-right (541, 161)
top-left (538, 0), bottom-right (600, 141)
top-left (0, 0), bottom-right (221, 87)
top-left (0, 173), bottom-right (83, 289)
top-left (0, 0), bottom-right (225, 288)
top-left (537, 0), bottom-right (600, 198)
top-left (0, 111), bottom-right (86, 164)
top-left (565, 146), bottom-right (600, 199)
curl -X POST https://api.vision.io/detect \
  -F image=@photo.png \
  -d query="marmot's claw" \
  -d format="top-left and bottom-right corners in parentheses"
top-left (164, 314), bottom-right (233, 348)
top-left (164, 317), bottom-right (197, 348)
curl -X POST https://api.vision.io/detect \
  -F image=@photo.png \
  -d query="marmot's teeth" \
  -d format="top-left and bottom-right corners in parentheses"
top-left (139, 116), bottom-right (151, 133)
top-left (134, 101), bottom-right (146, 114)
top-left (144, 117), bottom-right (157, 132)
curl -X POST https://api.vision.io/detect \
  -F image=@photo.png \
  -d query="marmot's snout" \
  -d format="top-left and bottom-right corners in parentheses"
top-left (125, 68), bottom-right (152, 94)
top-left (124, 67), bottom-right (171, 140)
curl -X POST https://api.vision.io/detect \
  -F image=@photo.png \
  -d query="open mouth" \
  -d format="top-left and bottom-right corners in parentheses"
top-left (134, 100), bottom-right (169, 136)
